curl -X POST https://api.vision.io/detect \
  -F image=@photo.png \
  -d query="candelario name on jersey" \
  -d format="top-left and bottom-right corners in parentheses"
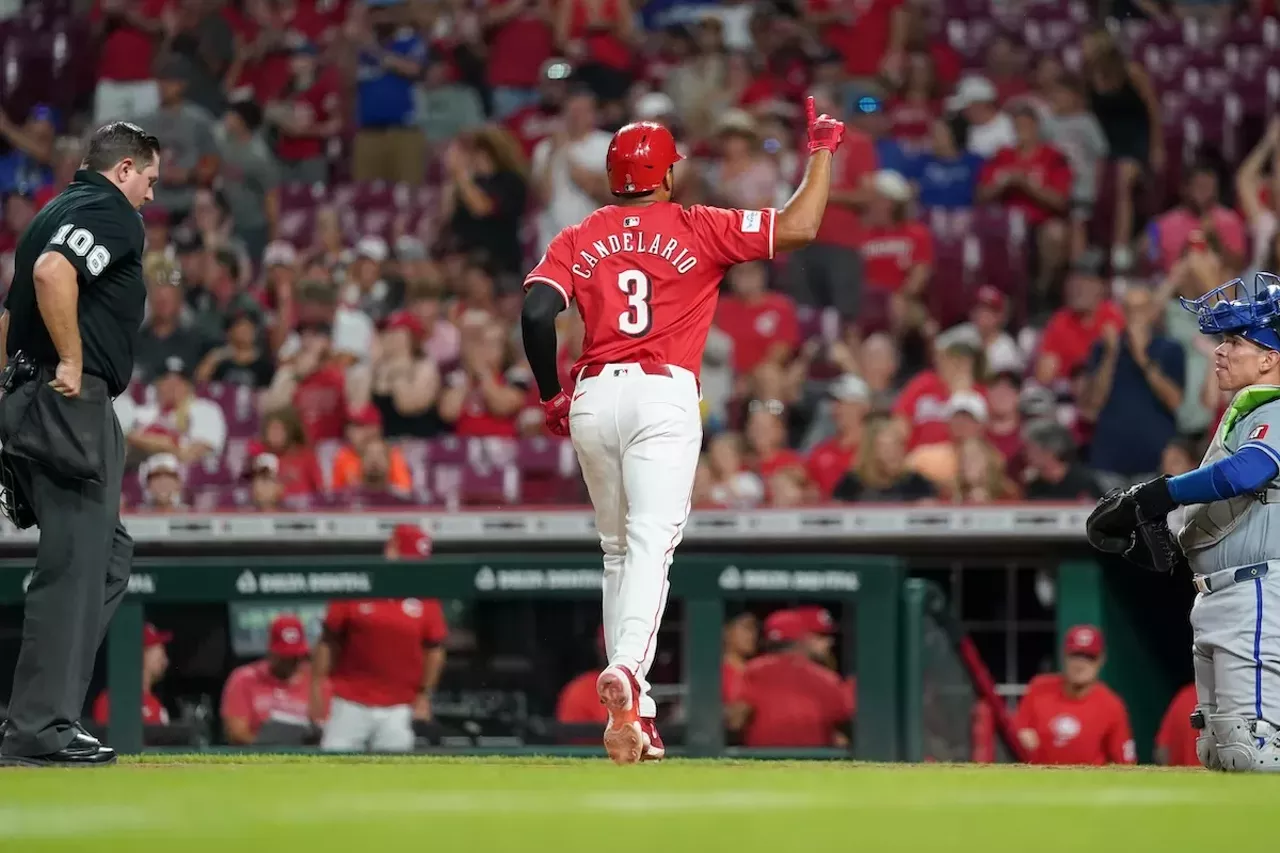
top-left (572, 232), bottom-right (700, 279)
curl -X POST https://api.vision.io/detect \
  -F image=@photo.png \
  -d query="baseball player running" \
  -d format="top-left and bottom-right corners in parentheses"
top-left (520, 97), bottom-right (845, 764)
top-left (1087, 272), bottom-right (1280, 772)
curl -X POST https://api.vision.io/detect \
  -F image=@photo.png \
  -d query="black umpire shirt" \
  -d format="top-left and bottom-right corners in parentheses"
top-left (4, 170), bottom-right (146, 396)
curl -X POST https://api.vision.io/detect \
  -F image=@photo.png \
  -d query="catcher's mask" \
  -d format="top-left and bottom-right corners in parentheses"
top-left (1180, 271), bottom-right (1280, 352)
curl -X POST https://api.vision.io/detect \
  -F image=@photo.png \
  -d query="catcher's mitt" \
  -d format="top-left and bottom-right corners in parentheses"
top-left (1086, 486), bottom-right (1187, 574)
top-left (1086, 488), bottom-right (1138, 554)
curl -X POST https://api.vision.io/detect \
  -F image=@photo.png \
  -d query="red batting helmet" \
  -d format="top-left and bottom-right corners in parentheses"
top-left (606, 121), bottom-right (683, 196)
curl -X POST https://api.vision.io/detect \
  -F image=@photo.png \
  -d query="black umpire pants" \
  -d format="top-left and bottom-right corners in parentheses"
top-left (0, 375), bottom-right (132, 757)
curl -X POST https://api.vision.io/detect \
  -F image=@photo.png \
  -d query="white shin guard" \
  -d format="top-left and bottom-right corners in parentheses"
top-left (1209, 715), bottom-right (1280, 772)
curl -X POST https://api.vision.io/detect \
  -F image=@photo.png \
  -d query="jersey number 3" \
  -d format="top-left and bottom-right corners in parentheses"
top-left (51, 224), bottom-right (111, 277)
top-left (617, 269), bottom-right (652, 337)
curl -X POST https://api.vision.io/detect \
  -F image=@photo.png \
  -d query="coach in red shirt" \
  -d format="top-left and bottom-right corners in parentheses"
top-left (728, 607), bottom-right (855, 747)
top-left (221, 614), bottom-right (331, 745)
top-left (977, 102), bottom-right (1072, 301)
top-left (1155, 683), bottom-right (1200, 767)
top-left (92, 623), bottom-right (171, 730)
top-left (1012, 625), bottom-right (1136, 766)
top-left (312, 526), bottom-right (448, 752)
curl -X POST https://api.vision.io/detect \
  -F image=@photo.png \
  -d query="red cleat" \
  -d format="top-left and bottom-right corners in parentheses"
top-left (597, 665), bottom-right (644, 765)
top-left (641, 718), bottom-right (665, 761)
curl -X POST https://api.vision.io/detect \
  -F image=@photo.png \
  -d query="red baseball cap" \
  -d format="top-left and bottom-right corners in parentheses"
top-left (268, 614), bottom-right (310, 657)
top-left (764, 607), bottom-right (835, 643)
top-left (384, 310), bottom-right (425, 339)
top-left (144, 623), bottom-right (172, 647)
top-left (348, 403), bottom-right (383, 429)
top-left (1064, 624), bottom-right (1104, 658)
top-left (390, 523), bottom-right (433, 560)
top-left (974, 285), bottom-right (1007, 312)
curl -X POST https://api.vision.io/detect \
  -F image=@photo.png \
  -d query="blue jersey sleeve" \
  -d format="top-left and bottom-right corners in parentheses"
top-left (1167, 445), bottom-right (1280, 505)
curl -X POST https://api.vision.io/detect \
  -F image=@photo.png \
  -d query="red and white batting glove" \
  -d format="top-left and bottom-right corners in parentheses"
top-left (804, 95), bottom-right (846, 155)
top-left (542, 391), bottom-right (571, 437)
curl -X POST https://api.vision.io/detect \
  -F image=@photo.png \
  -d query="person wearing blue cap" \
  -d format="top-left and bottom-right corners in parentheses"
top-left (1086, 272), bottom-right (1280, 773)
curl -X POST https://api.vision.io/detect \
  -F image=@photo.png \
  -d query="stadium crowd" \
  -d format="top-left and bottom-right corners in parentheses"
top-left (0, 0), bottom-right (1275, 513)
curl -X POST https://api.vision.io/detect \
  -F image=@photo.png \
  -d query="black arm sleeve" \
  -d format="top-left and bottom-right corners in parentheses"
top-left (521, 282), bottom-right (567, 402)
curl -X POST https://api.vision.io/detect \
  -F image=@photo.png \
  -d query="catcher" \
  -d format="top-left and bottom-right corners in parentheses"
top-left (1087, 272), bottom-right (1280, 773)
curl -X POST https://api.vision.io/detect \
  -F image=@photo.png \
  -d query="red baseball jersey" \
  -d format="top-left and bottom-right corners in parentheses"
top-left (323, 598), bottom-right (448, 708)
top-left (524, 202), bottom-right (778, 379)
top-left (92, 689), bottom-right (169, 726)
top-left (1012, 673), bottom-right (1136, 766)
top-left (738, 653), bottom-right (855, 747)
top-left (1155, 683), bottom-right (1200, 767)
top-left (555, 671), bottom-right (610, 725)
top-left (221, 660), bottom-right (330, 738)
top-left (978, 144), bottom-right (1073, 227)
top-left (806, 437), bottom-right (859, 499)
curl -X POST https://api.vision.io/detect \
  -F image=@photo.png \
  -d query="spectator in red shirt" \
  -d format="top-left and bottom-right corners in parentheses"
top-left (554, 0), bottom-right (637, 108)
top-left (804, 0), bottom-right (905, 82)
top-left (983, 32), bottom-right (1030, 105)
top-left (265, 302), bottom-right (355, 443)
top-left (716, 262), bottom-right (800, 379)
top-left (312, 526), bottom-right (447, 752)
top-left (728, 607), bottom-right (854, 747)
top-left (806, 375), bottom-right (870, 499)
top-left (505, 59), bottom-right (572, 158)
top-left (985, 370), bottom-right (1025, 475)
top-left (1013, 625), bottom-right (1136, 766)
top-left (858, 170), bottom-right (934, 326)
top-left (439, 324), bottom-right (530, 438)
top-left (221, 614), bottom-right (330, 745)
top-left (1155, 683), bottom-right (1200, 767)
top-left (264, 43), bottom-right (341, 186)
top-left (977, 103), bottom-right (1072, 308)
top-left (91, 0), bottom-right (172, 123)
top-left (255, 407), bottom-right (326, 497)
top-left (894, 338), bottom-right (985, 449)
top-left (486, 0), bottom-right (556, 119)
top-left (745, 408), bottom-right (807, 484)
top-left (788, 88), bottom-right (874, 319)
top-left (722, 611), bottom-right (758, 706)
top-left (1034, 258), bottom-right (1124, 388)
top-left (92, 623), bottom-right (172, 730)
top-left (884, 53), bottom-right (940, 154)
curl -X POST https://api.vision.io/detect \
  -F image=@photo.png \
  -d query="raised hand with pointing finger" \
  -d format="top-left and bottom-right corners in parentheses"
top-left (804, 95), bottom-right (846, 156)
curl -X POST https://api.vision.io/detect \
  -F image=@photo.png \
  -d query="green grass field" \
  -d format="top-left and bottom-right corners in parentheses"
top-left (0, 755), bottom-right (1274, 852)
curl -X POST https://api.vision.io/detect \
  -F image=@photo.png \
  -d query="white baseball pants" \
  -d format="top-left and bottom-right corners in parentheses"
top-left (570, 362), bottom-right (702, 719)
top-left (319, 697), bottom-right (414, 752)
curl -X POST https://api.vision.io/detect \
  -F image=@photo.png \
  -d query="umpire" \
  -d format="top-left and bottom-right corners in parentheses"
top-left (0, 122), bottom-right (159, 767)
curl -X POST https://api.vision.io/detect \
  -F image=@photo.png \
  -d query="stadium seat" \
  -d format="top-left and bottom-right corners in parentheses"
top-left (204, 382), bottom-right (261, 438)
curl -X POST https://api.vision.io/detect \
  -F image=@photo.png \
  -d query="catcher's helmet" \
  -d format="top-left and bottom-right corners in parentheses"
top-left (606, 121), bottom-right (683, 196)
top-left (1181, 271), bottom-right (1280, 351)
